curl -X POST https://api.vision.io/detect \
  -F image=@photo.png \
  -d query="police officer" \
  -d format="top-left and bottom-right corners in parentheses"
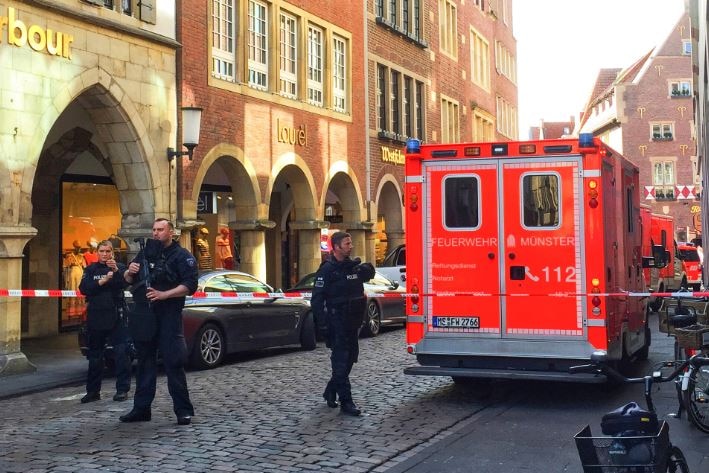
top-left (78, 240), bottom-right (131, 403)
top-left (119, 218), bottom-right (198, 425)
top-left (311, 231), bottom-right (375, 416)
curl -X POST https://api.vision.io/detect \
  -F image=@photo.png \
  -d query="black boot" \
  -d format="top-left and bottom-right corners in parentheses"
top-left (81, 392), bottom-right (100, 404)
top-left (322, 388), bottom-right (338, 408)
top-left (340, 400), bottom-right (361, 416)
top-left (119, 408), bottom-right (151, 423)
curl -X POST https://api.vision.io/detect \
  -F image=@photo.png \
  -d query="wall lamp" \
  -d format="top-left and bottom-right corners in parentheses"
top-left (167, 106), bottom-right (203, 161)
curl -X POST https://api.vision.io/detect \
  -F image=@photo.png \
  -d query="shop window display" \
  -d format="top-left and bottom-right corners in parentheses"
top-left (61, 181), bottom-right (122, 329)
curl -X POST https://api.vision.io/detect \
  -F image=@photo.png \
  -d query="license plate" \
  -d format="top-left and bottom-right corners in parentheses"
top-left (432, 316), bottom-right (480, 328)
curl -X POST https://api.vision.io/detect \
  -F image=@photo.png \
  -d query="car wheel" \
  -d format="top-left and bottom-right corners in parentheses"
top-left (361, 301), bottom-right (381, 337)
top-left (190, 323), bottom-right (225, 370)
top-left (300, 312), bottom-right (317, 350)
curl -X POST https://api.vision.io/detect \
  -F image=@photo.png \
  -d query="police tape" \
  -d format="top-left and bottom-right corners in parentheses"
top-left (1, 289), bottom-right (708, 299)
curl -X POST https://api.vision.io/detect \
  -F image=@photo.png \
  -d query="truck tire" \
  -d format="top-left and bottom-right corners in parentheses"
top-left (635, 325), bottom-right (651, 361)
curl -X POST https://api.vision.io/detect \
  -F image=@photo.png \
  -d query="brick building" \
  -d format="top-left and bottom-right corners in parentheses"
top-left (576, 14), bottom-right (698, 240)
top-left (369, 0), bottom-right (517, 263)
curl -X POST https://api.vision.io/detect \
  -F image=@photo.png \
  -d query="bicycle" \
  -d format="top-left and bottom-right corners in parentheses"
top-left (570, 352), bottom-right (690, 472)
top-left (661, 296), bottom-right (709, 432)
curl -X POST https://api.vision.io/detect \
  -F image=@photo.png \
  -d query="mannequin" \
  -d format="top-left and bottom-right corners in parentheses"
top-left (215, 227), bottom-right (234, 269)
top-left (195, 227), bottom-right (213, 270)
top-left (64, 240), bottom-right (86, 290)
top-left (63, 240), bottom-right (87, 319)
top-left (83, 238), bottom-right (99, 265)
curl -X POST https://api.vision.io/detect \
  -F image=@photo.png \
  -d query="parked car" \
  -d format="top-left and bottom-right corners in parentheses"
top-left (79, 270), bottom-right (316, 370)
top-left (285, 270), bottom-right (406, 337)
top-left (377, 244), bottom-right (406, 288)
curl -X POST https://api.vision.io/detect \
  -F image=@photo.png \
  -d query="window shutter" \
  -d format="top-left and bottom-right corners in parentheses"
top-left (139, 0), bottom-right (156, 24)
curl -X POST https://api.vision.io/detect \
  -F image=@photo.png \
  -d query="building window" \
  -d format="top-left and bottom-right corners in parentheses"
top-left (415, 81), bottom-right (424, 139)
top-left (439, 0), bottom-right (457, 58)
top-left (472, 109), bottom-right (494, 142)
top-left (332, 35), bottom-right (347, 113)
top-left (307, 25), bottom-right (324, 106)
top-left (441, 96), bottom-right (460, 142)
top-left (470, 29), bottom-right (490, 90)
top-left (653, 160), bottom-right (676, 200)
top-left (496, 96), bottom-right (517, 139)
top-left (495, 40), bottom-right (516, 84)
top-left (279, 13), bottom-right (297, 98)
top-left (375, 0), bottom-right (384, 17)
top-left (473, 0), bottom-right (485, 11)
top-left (682, 40), bottom-right (692, 55)
top-left (404, 77), bottom-right (413, 137)
top-left (248, 0), bottom-right (268, 90)
top-left (377, 64), bottom-right (425, 141)
top-left (212, 0), bottom-right (235, 82)
top-left (377, 65), bottom-right (388, 131)
top-left (389, 0), bottom-right (397, 25)
top-left (669, 80), bottom-right (692, 97)
top-left (651, 123), bottom-right (674, 141)
top-left (402, 0), bottom-right (409, 33)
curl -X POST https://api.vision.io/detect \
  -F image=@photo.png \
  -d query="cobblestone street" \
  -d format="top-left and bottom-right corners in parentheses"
top-left (0, 329), bottom-right (488, 472)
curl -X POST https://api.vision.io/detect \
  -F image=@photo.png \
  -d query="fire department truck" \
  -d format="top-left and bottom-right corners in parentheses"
top-left (640, 206), bottom-right (673, 310)
top-left (403, 135), bottom-right (650, 383)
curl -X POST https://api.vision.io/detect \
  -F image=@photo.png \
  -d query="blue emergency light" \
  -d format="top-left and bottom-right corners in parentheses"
top-left (406, 138), bottom-right (421, 153)
top-left (578, 133), bottom-right (594, 148)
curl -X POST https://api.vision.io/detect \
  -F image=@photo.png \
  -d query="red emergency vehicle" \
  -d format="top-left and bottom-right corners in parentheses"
top-left (403, 135), bottom-right (650, 382)
top-left (675, 242), bottom-right (702, 290)
top-left (640, 206), bottom-right (674, 309)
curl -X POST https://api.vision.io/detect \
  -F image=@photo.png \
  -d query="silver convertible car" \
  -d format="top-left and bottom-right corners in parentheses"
top-left (284, 270), bottom-right (406, 337)
top-left (183, 270), bottom-right (316, 369)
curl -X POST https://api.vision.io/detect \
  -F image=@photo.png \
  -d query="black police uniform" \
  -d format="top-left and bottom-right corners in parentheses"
top-left (79, 260), bottom-right (130, 397)
top-left (128, 240), bottom-right (198, 419)
top-left (311, 256), bottom-right (374, 411)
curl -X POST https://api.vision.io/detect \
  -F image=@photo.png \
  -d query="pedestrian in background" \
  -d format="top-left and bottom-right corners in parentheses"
top-left (120, 218), bottom-right (198, 425)
top-left (78, 240), bottom-right (131, 403)
top-left (311, 231), bottom-right (375, 416)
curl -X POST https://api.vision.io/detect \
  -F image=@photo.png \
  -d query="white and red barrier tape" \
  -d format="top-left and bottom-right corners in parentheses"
top-left (0, 289), bottom-right (707, 299)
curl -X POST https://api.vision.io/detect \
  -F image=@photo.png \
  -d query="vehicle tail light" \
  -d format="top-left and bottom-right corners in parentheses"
top-left (588, 180), bottom-right (599, 208)
top-left (409, 187), bottom-right (419, 212)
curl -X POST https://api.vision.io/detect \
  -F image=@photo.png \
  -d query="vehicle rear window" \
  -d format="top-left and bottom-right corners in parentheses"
top-left (443, 175), bottom-right (480, 229)
top-left (204, 274), bottom-right (270, 293)
top-left (679, 248), bottom-right (700, 262)
top-left (522, 173), bottom-right (560, 228)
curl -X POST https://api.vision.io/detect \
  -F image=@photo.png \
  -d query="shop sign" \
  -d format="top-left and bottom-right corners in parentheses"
top-left (381, 146), bottom-right (405, 165)
top-left (276, 118), bottom-right (307, 146)
top-left (197, 191), bottom-right (214, 214)
top-left (1, 7), bottom-right (74, 59)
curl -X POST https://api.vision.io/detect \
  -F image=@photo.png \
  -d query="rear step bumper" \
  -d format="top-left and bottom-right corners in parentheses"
top-left (404, 366), bottom-right (607, 383)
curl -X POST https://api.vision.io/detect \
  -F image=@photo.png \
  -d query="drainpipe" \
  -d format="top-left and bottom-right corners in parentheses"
top-left (363, 0), bottom-right (371, 222)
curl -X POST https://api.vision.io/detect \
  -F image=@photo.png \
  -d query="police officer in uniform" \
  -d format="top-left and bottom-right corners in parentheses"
top-left (311, 231), bottom-right (375, 416)
top-left (78, 240), bottom-right (131, 403)
top-left (120, 218), bottom-right (198, 425)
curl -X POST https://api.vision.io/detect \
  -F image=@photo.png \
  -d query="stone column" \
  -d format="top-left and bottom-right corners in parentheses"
top-left (232, 220), bottom-right (275, 283)
top-left (0, 226), bottom-right (38, 376)
top-left (386, 230), bottom-right (406, 253)
top-left (290, 220), bottom-right (330, 279)
top-left (342, 221), bottom-right (375, 263)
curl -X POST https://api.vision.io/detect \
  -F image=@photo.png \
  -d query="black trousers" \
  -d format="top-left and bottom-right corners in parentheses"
top-left (132, 311), bottom-right (194, 416)
top-left (86, 324), bottom-right (131, 395)
top-left (326, 321), bottom-right (360, 403)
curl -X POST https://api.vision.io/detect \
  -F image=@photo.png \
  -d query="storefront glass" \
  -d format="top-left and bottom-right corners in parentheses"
top-left (60, 181), bottom-right (122, 329)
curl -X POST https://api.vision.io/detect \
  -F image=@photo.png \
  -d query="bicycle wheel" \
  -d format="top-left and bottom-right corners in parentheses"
top-left (684, 364), bottom-right (709, 433)
top-left (666, 445), bottom-right (690, 472)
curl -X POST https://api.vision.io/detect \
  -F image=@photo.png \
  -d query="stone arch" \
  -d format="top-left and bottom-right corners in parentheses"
top-left (321, 162), bottom-right (366, 223)
top-left (24, 67), bottom-right (159, 229)
top-left (266, 152), bottom-right (319, 219)
top-left (187, 143), bottom-right (261, 221)
top-left (374, 174), bottom-right (405, 257)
